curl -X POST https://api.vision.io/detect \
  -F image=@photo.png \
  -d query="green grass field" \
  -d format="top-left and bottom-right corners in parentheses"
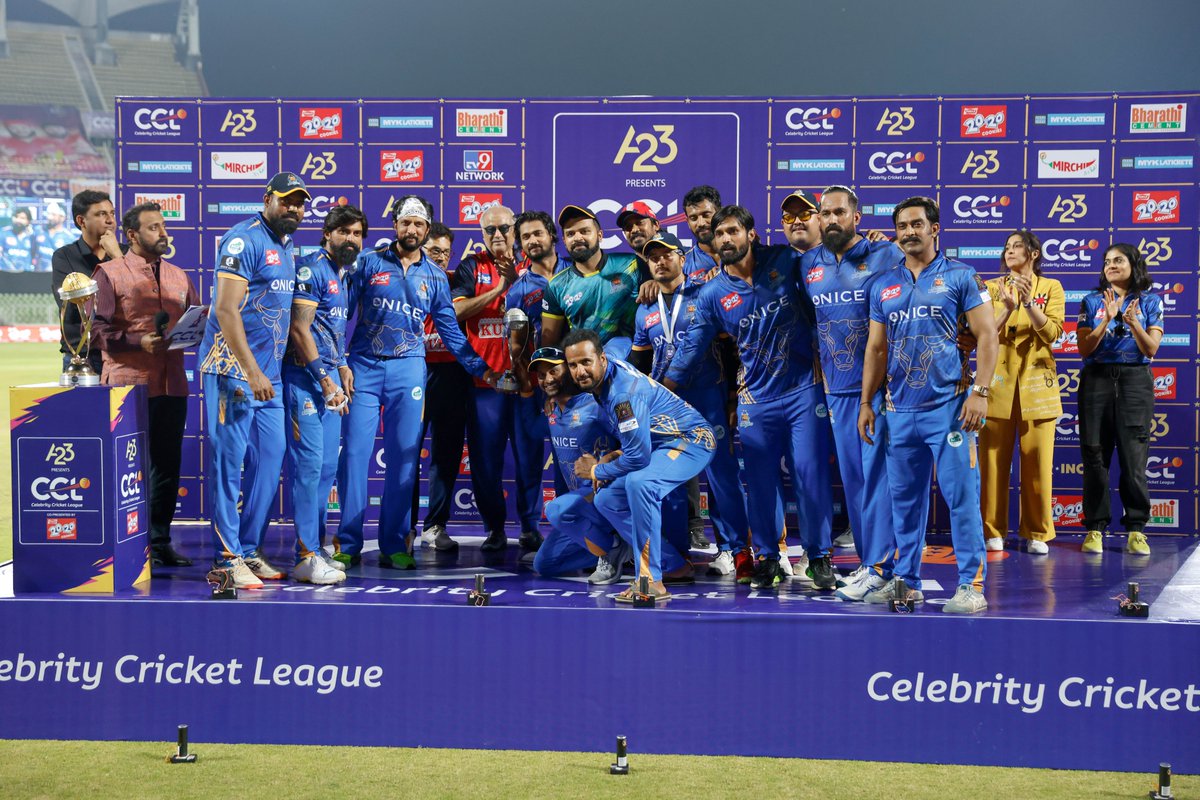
top-left (0, 342), bottom-right (1189, 798)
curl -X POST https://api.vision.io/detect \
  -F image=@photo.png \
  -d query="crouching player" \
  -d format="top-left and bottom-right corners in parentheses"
top-left (564, 329), bottom-right (715, 603)
top-left (527, 347), bottom-right (629, 583)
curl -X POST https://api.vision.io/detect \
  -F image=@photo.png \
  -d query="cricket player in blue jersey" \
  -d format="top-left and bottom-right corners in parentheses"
top-left (858, 196), bottom-right (998, 614)
top-left (200, 172), bottom-right (310, 589)
top-left (800, 186), bottom-right (903, 601)
top-left (35, 203), bottom-right (74, 269)
top-left (0, 207), bottom-right (37, 272)
top-left (282, 204), bottom-right (367, 585)
top-left (528, 347), bottom-right (627, 582)
top-left (630, 232), bottom-right (750, 576)
top-left (681, 185), bottom-right (723, 281)
top-left (664, 205), bottom-right (836, 591)
top-left (334, 195), bottom-right (498, 569)
top-left (565, 328), bottom-right (715, 603)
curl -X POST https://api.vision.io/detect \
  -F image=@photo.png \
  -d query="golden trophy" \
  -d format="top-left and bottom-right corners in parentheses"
top-left (57, 271), bottom-right (101, 387)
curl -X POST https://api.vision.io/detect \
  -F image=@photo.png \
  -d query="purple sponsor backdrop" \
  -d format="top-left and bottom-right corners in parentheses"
top-left (114, 93), bottom-right (1200, 533)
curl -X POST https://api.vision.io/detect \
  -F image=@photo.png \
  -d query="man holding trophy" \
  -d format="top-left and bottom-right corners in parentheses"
top-left (451, 204), bottom-right (546, 555)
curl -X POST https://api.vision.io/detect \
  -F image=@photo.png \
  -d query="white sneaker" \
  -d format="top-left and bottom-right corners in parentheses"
top-left (791, 552), bottom-right (810, 583)
top-left (294, 554), bottom-right (347, 585)
top-left (835, 568), bottom-right (886, 601)
top-left (836, 564), bottom-right (868, 589)
top-left (864, 577), bottom-right (924, 605)
top-left (223, 557), bottom-right (263, 590)
top-left (1023, 539), bottom-right (1049, 555)
top-left (832, 528), bottom-right (855, 548)
top-left (984, 537), bottom-right (1004, 552)
top-left (707, 550), bottom-right (735, 576)
top-left (778, 552), bottom-right (795, 577)
top-left (244, 551), bottom-right (286, 580)
top-left (317, 549), bottom-right (346, 571)
top-left (944, 584), bottom-right (988, 614)
top-left (589, 543), bottom-right (629, 585)
top-left (420, 524), bottom-right (441, 546)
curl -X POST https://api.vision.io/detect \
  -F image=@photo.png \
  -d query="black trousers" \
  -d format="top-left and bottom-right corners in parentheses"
top-left (410, 361), bottom-right (472, 529)
top-left (1078, 363), bottom-right (1153, 532)
top-left (147, 394), bottom-right (188, 546)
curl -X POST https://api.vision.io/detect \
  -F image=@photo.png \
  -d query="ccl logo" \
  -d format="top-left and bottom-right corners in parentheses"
top-left (875, 107), bottom-right (915, 136)
top-left (134, 107), bottom-right (187, 131)
top-left (120, 470), bottom-right (143, 499)
top-left (953, 195), bottom-right (1010, 219)
top-left (1137, 236), bottom-right (1173, 267)
top-left (219, 108), bottom-right (257, 137)
top-left (1048, 194), bottom-right (1089, 224)
top-left (454, 488), bottom-right (478, 511)
top-left (785, 107), bottom-right (842, 131)
top-left (300, 151), bottom-right (337, 181)
top-left (1041, 238), bottom-right (1100, 263)
top-left (613, 125), bottom-right (678, 173)
top-left (1055, 412), bottom-right (1080, 437)
top-left (311, 195), bottom-right (349, 221)
top-left (1145, 456), bottom-right (1184, 480)
top-left (869, 151), bottom-right (925, 175)
top-left (1151, 281), bottom-right (1184, 311)
top-left (960, 149), bottom-right (1000, 179)
top-left (32, 476), bottom-right (91, 502)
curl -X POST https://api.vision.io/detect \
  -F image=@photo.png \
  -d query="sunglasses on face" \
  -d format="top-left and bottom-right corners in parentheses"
top-left (483, 224), bottom-right (513, 236)
top-left (781, 211), bottom-right (814, 225)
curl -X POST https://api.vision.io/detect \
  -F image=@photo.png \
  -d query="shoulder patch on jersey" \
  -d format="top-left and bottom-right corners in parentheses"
top-left (616, 400), bottom-right (639, 433)
top-left (220, 255), bottom-right (241, 273)
top-left (227, 237), bottom-right (245, 255)
top-left (297, 266), bottom-right (313, 282)
top-left (973, 273), bottom-right (987, 291)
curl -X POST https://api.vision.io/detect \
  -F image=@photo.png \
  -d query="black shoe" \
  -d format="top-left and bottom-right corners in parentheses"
top-left (519, 529), bottom-right (544, 551)
top-left (151, 544), bottom-right (193, 567)
top-left (689, 527), bottom-right (710, 549)
top-left (749, 557), bottom-right (781, 590)
top-left (810, 555), bottom-right (836, 590)
top-left (480, 530), bottom-right (508, 552)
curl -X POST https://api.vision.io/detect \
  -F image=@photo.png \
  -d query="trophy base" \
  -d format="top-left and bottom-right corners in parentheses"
top-left (59, 371), bottom-right (100, 387)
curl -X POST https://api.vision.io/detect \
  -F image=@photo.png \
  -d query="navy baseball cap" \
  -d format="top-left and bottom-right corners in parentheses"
top-left (266, 172), bottom-right (311, 200)
top-left (529, 346), bottom-right (566, 370)
top-left (780, 190), bottom-right (819, 214)
top-left (616, 201), bottom-right (658, 229)
top-left (557, 204), bottom-right (598, 229)
top-left (640, 231), bottom-right (685, 258)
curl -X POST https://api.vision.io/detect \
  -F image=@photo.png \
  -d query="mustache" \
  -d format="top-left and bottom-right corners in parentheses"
top-left (900, 236), bottom-right (921, 245)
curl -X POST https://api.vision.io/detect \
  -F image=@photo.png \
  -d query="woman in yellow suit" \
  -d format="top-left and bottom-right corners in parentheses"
top-left (980, 230), bottom-right (1064, 554)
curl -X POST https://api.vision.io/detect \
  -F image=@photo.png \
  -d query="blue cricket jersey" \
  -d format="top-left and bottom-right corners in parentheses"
top-left (801, 237), bottom-right (904, 396)
top-left (36, 226), bottom-right (74, 266)
top-left (666, 244), bottom-right (817, 404)
top-left (592, 358), bottom-right (713, 483)
top-left (868, 253), bottom-right (991, 412)
top-left (548, 392), bottom-right (616, 493)
top-left (683, 245), bottom-right (718, 283)
top-left (631, 276), bottom-right (722, 388)
top-left (346, 242), bottom-right (488, 377)
top-left (1077, 290), bottom-right (1164, 365)
top-left (505, 262), bottom-right (554, 348)
top-left (0, 226), bottom-right (36, 272)
top-left (199, 213), bottom-right (295, 383)
top-left (288, 249), bottom-right (349, 369)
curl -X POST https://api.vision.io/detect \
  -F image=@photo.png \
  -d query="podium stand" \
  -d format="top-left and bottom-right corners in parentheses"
top-left (9, 384), bottom-right (150, 593)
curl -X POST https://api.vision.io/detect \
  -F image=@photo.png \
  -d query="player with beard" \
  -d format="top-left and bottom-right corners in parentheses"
top-left (616, 201), bottom-right (660, 256)
top-left (858, 196), bottom-right (997, 613)
top-left (664, 205), bottom-right (836, 592)
top-left (682, 185), bottom-right (722, 281)
top-left (199, 172), bottom-right (309, 587)
top-left (334, 195), bottom-right (497, 570)
top-left (565, 329), bottom-right (715, 603)
top-left (540, 205), bottom-right (647, 358)
top-left (0, 207), bottom-right (37, 271)
top-left (35, 202), bottom-right (74, 269)
top-left (800, 186), bottom-right (903, 601)
top-left (528, 347), bottom-right (627, 582)
top-left (279, 204), bottom-right (367, 584)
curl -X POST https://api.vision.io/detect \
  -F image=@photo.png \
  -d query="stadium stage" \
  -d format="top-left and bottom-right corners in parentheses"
top-left (1, 527), bottom-right (1197, 773)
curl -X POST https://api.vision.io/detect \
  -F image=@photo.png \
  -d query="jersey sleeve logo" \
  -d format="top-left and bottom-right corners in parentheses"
top-left (615, 400), bottom-right (639, 433)
top-left (370, 272), bottom-right (391, 286)
top-left (297, 266), bottom-right (313, 282)
top-left (219, 255), bottom-right (241, 273)
top-left (881, 284), bottom-right (902, 302)
top-left (265, 249), bottom-right (281, 266)
top-left (973, 273), bottom-right (987, 291)
top-left (644, 310), bottom-right (661, 328)
top-left (806, 267), bottom-right (824, 284)
top-left (479, 270), bottom-right (493, 286)
top-left (720, 292), bottom-right (743, 312)
top-left (226, 237), bottom-right (246, 255)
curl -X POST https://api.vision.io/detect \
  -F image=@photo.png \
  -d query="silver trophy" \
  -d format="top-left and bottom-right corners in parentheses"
top-left (497, 306), bottom-right (528, 393)
top-left (57, 271), bottom-right (101, 387)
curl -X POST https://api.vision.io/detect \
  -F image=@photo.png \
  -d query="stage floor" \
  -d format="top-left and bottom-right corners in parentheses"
top-left (5, 525), bottom-right (1197, 623)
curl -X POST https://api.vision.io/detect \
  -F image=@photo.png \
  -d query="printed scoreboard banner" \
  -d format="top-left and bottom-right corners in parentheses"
top-left (114, 93), bottom-right (1200, 533)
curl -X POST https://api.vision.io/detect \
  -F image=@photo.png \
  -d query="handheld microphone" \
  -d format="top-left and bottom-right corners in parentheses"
top-left (155, 310), bottom-right (169, 337)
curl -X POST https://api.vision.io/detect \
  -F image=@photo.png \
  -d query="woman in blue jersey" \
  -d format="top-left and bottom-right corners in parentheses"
top-left (1075, 243), bottom-right (1164, 555)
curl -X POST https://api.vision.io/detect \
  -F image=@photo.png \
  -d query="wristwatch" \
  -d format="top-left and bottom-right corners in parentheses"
top-left (969, 384), bottom-right (990, 398)
top-left (1021, 300), bottom-right (1033, 309)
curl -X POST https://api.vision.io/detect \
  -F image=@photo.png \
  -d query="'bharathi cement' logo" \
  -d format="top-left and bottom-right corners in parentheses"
top-left (456, 108), bottom-right (507, 137)
top-left (1129, 103), bottom-right (1187, 133)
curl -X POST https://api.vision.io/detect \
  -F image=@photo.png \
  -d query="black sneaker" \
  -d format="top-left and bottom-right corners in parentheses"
top-left (809, 555), bottom-right (836, 590)
top-left (689, 526), bottom-right (710, 549)
top-left (749, 557), bottom-right (782, 590)
top-left (518, 529), bottom-right (544, 551)
top-left (480, 530), bottom-right (508, 552)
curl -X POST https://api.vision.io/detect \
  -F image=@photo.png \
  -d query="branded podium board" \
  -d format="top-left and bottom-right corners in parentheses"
top-left (9, 384), bottom-right (151, 593)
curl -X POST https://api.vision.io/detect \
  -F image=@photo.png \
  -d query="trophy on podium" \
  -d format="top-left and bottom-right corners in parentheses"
top-left (57, 271), bottom-right (100, 387)
top-left (497, 306), bottom-right (529, 394)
